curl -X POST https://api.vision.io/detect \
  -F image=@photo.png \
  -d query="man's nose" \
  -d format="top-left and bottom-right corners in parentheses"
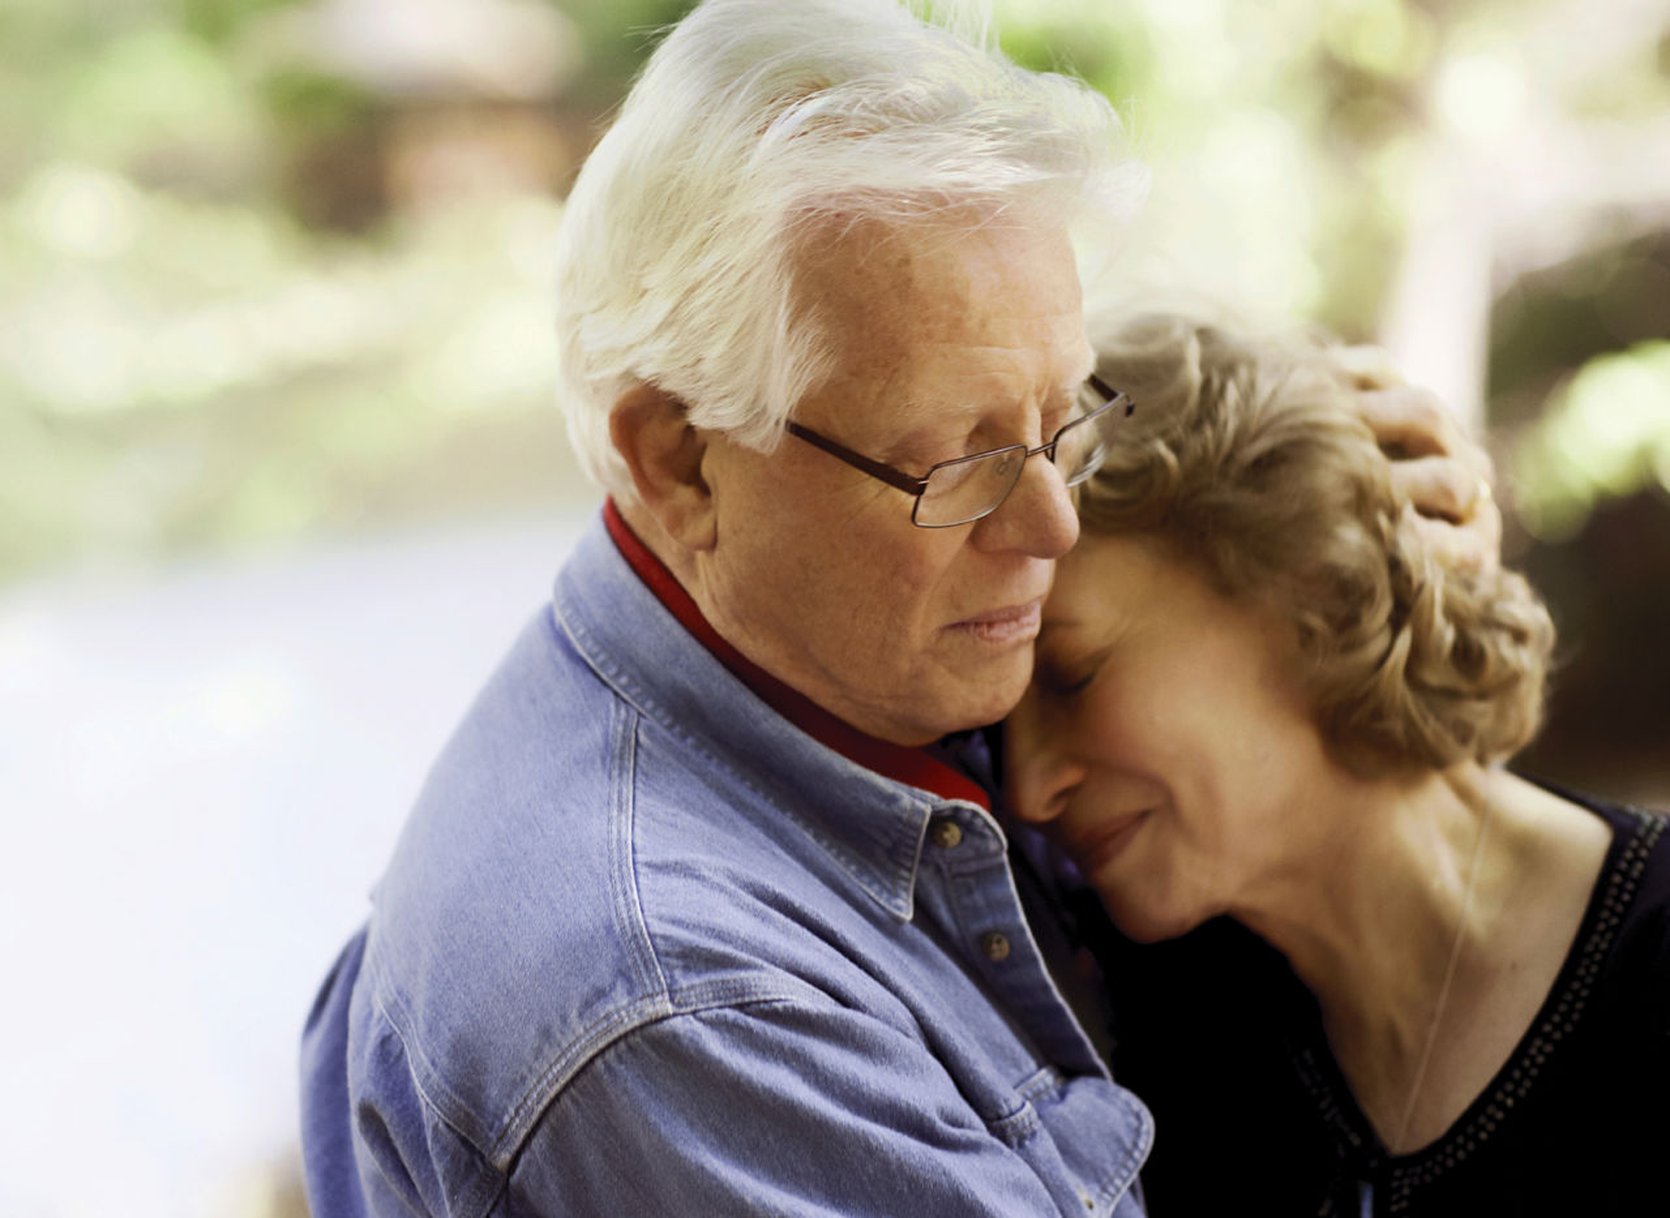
top-left (975, 451), bottom-right (1079, 558)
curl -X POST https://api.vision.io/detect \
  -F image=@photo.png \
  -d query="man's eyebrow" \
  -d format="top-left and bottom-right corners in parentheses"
top-left (876, 397), bottom-right (992, 464)
top-left (878, 416), bottom-right (959, 467)
top-left (879, 366), bottom-right (1094, 464)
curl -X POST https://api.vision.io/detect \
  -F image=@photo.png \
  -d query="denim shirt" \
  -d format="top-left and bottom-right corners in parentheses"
top-left (300, 514), bottom-right (1153, 1217)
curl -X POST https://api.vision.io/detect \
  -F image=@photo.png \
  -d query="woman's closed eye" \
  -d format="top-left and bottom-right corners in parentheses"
top-left (1032, 653), bottom-right (1103, 699)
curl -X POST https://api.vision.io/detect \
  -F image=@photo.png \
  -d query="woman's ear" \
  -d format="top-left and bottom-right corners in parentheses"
top-left (609, 382), bottom-right (718, 552)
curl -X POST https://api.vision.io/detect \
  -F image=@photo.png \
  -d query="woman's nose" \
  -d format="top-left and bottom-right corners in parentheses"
top-left (1002, 709), bottom-right (1084, 825)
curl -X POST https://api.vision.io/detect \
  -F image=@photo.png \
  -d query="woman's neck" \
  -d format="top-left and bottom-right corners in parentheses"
top-left (1233, 763), bottom-right (1609, 1154)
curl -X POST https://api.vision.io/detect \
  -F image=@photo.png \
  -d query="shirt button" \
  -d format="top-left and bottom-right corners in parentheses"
top-left (928, 818), bottom-right (963, 849)
top-left (981, 931), bottom-right (1011, 962)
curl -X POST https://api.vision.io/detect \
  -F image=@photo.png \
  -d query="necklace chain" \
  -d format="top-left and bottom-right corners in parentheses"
top-left (1390, 799), bottom-right (1495, 1151)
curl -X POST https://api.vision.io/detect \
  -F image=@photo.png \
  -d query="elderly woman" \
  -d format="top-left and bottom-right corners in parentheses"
top-left (1004, 314), bottom-right (1670, 1216)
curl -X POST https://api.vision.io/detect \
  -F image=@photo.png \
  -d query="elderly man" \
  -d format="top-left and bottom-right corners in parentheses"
top-left (300, 2), bottom-right (1492, 1214)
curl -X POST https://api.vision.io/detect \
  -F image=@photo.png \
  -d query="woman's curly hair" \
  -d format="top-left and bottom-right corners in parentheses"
top-left (1081, 312), bottom-right (1554, 773)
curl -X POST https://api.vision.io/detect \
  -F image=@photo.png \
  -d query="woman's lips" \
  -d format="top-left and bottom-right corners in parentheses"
top-left (949, 600), bottom-right (1043, 645)
top-left (1069, 809), bottom-right (1151, 875)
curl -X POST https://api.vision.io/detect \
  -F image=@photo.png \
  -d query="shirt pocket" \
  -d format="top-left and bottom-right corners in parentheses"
top-left (1007, 1064), bottom-right (1154, 1218)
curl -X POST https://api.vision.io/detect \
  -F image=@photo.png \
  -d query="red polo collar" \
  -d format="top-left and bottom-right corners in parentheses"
top-left (603, 499), bottom-right (991, 812)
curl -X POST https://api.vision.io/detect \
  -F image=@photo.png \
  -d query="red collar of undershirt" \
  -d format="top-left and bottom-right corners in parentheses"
top-left (603, 499), bottom-right (991, 812)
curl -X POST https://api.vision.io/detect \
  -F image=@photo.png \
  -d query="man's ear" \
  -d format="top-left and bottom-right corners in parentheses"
top-left (609, 382), bottom-right (718, 551)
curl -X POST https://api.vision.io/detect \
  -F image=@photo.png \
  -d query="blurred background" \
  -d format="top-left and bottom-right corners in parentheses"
top-left (1, 0), bottom-right (1665, 1213)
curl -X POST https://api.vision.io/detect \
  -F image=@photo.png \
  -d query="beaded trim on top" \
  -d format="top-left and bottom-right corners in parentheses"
top-left (1291, 803), bottom-right (1665, 1216)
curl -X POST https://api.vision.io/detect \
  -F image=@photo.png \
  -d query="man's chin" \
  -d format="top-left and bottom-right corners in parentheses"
top-left (942, 664), bottom-right (1032, 735)
top-left (875, 651), bottom-right (1032, 743)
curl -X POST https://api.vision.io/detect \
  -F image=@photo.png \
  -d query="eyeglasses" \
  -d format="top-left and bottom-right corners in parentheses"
top-left (784, 373), bottom-right (1134, 528)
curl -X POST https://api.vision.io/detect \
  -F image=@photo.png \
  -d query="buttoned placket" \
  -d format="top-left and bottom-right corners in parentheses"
top-left (916, 803), bottom-right (1111, 1080)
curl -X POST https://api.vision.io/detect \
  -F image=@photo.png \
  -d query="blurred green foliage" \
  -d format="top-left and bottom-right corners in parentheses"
top-left (1517, 340), bottom-right (1670, 539)
top-left (1, 0), bottom-right (1667, 587)
top-left (0, 0), bottom-right (580, 579)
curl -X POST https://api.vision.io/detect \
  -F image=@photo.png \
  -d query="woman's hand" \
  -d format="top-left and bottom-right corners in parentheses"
top-left (1334, 346), bottom-right (1503, 575)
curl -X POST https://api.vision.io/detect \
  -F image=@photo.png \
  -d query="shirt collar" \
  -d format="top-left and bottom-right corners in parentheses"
top-left (554, 507), bottom-right (997, 922)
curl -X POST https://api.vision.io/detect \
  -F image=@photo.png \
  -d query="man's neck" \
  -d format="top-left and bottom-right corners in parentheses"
top-left (604, 497), bottom-right (991, 810)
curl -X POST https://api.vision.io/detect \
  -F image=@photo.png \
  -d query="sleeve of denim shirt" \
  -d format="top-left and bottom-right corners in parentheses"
top-left (508, 997), bottom-right (1073, 1214)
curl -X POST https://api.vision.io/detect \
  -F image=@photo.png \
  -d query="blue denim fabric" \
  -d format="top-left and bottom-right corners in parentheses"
top-left (300, 512), bottom-right (1153, 1216)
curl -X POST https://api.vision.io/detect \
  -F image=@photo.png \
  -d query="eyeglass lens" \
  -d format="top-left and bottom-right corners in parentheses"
top-left (913, 390), bottom-right (1120, 527)
top-left (915, 449), bottom-right (1026, 527)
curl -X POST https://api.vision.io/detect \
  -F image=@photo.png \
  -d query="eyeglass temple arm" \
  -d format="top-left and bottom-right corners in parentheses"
top-left (1086, 372), bottom-right (1136, 418)
top-left (784, 379), bottom-right (1132, 492)
top-left (783, 422), bottom-right (930, 495)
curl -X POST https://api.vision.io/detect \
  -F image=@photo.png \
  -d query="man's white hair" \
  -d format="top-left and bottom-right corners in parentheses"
top-left (553, 0), bottom-right (1147, 495)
